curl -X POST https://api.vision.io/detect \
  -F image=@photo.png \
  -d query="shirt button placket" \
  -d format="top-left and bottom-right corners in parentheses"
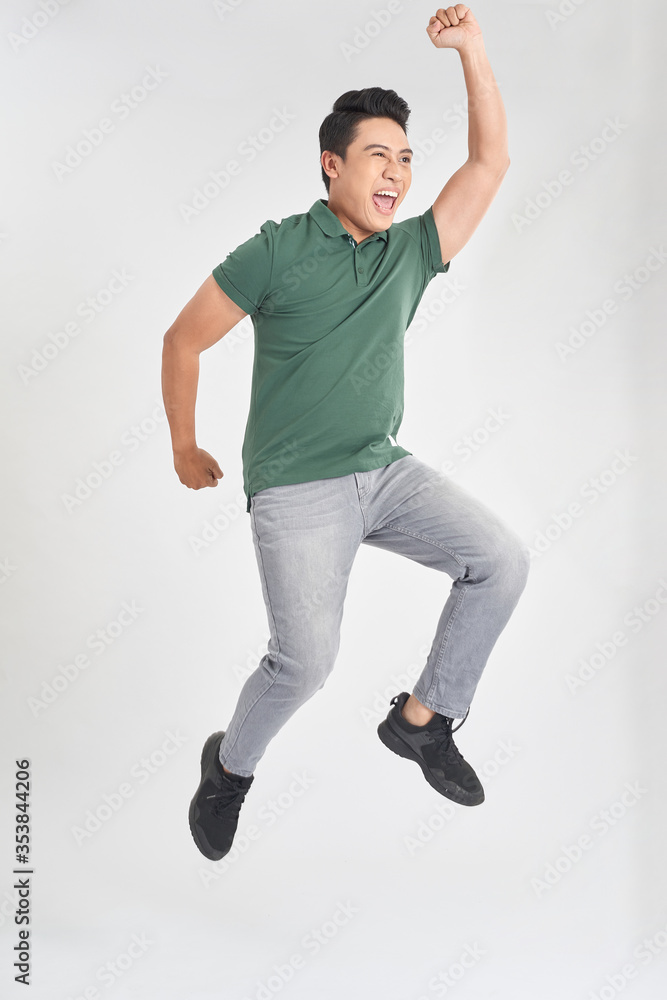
top-left (357, 246), bottom-right (366, 285)
top-left (347, 234), bottom-right (367, 285)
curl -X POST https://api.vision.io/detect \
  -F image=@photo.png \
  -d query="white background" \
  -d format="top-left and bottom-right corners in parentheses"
top-left (1, 1), bottom-right (666, 998)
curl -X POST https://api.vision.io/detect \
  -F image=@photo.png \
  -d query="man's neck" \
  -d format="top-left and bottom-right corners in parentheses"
top-left (325, 198), bottom-right (376, 244)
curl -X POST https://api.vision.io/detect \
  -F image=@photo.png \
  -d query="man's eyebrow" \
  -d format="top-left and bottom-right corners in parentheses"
top-left (362, 143), bottom-right (414, 155)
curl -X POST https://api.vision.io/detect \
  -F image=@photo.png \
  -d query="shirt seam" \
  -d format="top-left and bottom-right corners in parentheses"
top-left (264, 222), bottom-right (275, 306)
top-left (423, 204), bottom-right (449, 275)
top-left (393, 209), bottom-right (436, 282)
top-left (212, 266), bottom-right (258, 315)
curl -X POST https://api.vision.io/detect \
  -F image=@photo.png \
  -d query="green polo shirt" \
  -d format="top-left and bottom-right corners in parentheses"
top-left (212, 198), bottom-right (450, 512)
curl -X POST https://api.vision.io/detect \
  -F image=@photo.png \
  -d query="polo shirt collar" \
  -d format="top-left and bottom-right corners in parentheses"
top-left (308, 198), bottom-right (388, 243)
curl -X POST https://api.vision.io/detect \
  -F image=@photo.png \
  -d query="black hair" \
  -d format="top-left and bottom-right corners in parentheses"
top-left (318, 86), bottom-right (411, 194)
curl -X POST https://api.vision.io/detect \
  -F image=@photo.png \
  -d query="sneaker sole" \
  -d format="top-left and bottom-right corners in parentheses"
top-left (377, 719), bottom-right (484, 807)
top-left (188, 730), bottom-right (228, 861)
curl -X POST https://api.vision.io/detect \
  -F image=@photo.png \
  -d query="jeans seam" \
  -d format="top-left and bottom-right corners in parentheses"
top-left (377, 522), bottom-right (468, 572)
top-left (219, 665), bottom-right (280, 775)
top-left (423, 582), bottom-right (468, 707)
top-left (376, 523), bottom-right (469, 710)
top-left (222, 506), bottom-right (285, 771)
top-left (356, 474), bottom-right (370, 536)
top-left (410, 689), bottom-right (469, 719)
top-left (251, 503), bottom-right (281, 661)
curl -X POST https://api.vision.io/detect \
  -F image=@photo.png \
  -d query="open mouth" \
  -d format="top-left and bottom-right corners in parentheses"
top-left (372, 192), bottom-right (398, 215)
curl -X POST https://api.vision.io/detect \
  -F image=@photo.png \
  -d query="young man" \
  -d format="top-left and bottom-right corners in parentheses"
top-left (162, 6), bottom-right (530, 862)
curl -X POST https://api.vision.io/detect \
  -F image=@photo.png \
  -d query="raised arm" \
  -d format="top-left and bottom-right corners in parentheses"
top-left (161, 274), bottom-right (248, 489)
top-left (426, 6), bottom-right (510, 265)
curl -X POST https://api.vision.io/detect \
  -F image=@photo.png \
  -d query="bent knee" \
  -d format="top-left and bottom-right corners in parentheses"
top-left (278, 635), bottom-right (340, 696)
top-left (499, 535), bottom-right (531, 593)
top-left (473, 532), bottom-right (530, 592)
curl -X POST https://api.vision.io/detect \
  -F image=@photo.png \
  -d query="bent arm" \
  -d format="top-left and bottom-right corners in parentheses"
top-left (161, 274), bottom-right (248, 488)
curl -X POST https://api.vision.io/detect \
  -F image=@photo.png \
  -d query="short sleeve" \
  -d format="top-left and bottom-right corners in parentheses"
top-left (422, 205), bottom-right (450, 278)
top-left (212, 222), bottom-right (274, 315)
top-left (392, 205), bottom-right (450, 282)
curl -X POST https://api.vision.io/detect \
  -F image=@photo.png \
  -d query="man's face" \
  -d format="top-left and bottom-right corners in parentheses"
top-left (323, 116), bottom-right (413, 234)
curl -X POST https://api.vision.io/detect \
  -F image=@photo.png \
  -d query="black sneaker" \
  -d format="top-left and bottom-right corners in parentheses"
top-left (188, 731), bottom-right (254, 860)
top-left (377, 692), bottom-right (484, 806)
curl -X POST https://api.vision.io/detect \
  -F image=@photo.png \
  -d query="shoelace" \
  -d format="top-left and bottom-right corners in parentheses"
top-left (207, 781), bottom-right (249, 818)
top-left (425, 707), bottom-right (470, 765)
top-left (450, 706), bottom-right (470, 734)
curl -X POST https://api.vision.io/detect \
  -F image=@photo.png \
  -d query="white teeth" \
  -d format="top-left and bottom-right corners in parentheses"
top-left (375, 190), bottom-right (398, 197)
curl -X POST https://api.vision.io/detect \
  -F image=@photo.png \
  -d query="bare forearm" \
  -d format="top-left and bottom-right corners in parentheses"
top-left (458, 37), bottom-right (508, 168)
top-left (161, 335), bottom-right (200, 455)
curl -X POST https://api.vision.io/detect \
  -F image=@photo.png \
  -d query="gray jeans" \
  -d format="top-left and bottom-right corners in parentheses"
top-left (218, 454), bottom-right (530, 776)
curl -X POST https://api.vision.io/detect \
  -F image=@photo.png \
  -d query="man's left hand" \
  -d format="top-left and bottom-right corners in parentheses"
top-left (426, 6), bottom-right (483, 50)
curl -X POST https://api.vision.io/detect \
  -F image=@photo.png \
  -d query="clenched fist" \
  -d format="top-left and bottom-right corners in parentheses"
top-left (427, 6), bottom-right (482, 50)
top-left (174, 447), bottom-right (223, 489)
